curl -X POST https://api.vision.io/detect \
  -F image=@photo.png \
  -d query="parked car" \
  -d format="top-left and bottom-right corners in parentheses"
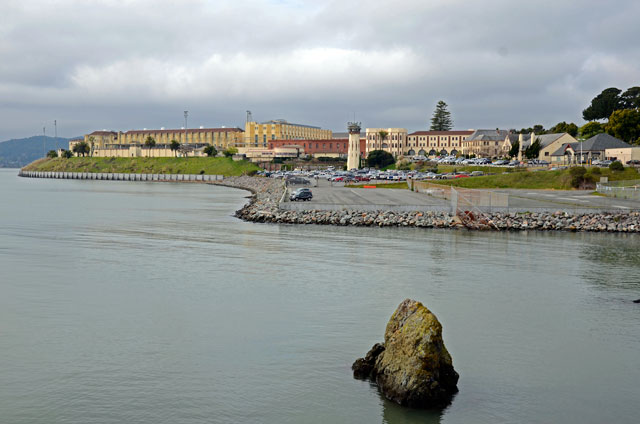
top-left (626, 159), bottom-right (640, 165)
top-left (454, 174), bottom-right (470, 178)
top-left (470, 171), bottom-right (484, 176)
top-left (290, 188), bottom-right (313, 201)
top-left (286, 176), bottom-right (310, 185)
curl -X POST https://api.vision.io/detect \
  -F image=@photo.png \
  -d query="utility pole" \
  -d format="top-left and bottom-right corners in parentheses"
top-left (43, 126), bottom-right (46, 158)
top-left (184, 110), bottom-right (188, 145)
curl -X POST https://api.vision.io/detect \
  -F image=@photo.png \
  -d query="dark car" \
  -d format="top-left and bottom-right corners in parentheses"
top-left (290, 189), bottom-right (313, 201)
top-left (286, 176), bottom-right (310, 185)
top-left (626, 159), bottom-right (640, 165)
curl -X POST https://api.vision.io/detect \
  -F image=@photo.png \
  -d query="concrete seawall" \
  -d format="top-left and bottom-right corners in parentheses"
top-left (18, 170), bottom-right (224, 182)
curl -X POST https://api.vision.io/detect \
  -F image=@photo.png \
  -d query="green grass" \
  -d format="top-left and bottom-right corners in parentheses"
top-left (437, 165), bottom-right (513, 174)
top-left (23, 157), bottom-right (259, 176)
top-left (429, 167), bottom-right (640, 190)
top-left (346, 182), bottom-right (408, 189)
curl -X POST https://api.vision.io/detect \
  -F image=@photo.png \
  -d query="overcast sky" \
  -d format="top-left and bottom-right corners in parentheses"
top-left (1, 0), bottom-right (639, 140)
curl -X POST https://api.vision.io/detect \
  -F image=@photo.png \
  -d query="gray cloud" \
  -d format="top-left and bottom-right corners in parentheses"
top-left (1, 0), bottom-right (639, 140)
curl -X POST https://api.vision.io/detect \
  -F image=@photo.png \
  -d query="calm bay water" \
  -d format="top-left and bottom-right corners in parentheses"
top-left (1, 168), bottom-right (639, 424)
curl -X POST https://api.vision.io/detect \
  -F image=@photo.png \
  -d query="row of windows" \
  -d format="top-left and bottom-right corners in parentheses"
top-left (410, 136), bottom-right (465, 141)
top-left (270, 142), bottom-right (349, 150)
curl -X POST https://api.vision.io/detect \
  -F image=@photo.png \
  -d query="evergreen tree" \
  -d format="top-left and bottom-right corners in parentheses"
top-left (508, 140), bottom-right (520, 158)
top-left (430, 101), bottom-right (453, 131)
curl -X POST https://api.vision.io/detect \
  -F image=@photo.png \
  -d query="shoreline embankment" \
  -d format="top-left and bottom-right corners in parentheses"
top-left (18, 171), bottom-right (640, 233)
top-left (219, 176), bottom-right (640, 233)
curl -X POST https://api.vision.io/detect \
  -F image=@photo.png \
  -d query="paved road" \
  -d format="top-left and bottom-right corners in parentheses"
top-left (497, 189), bottom-right (640, 211)
top-left (284, 179), bottom-right (640, 212)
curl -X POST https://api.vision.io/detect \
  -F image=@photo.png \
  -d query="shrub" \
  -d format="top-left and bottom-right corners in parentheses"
top-left (396, 159), bottom-right (412, 170)
top-left (223, 147), bottom-right (238, 157)
top-left (609, 161), bottom-right (624, 171)
top-left (569, 166), bottom-right (587, 178)
top-left (203, 145), bottom-right (217, 157)
top-left (47, 150), bottom-right (58, 158)
top-left (569, 166), bottom-right (594, 188)
top-left (367, 150), bottom-right (395, 169)
top-left (590, 167), bottom-right (601, 175)
top-left (247, 169), bottom-right (258, 176)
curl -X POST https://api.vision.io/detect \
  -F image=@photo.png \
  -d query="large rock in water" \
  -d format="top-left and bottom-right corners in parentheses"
top-left (352, 299), bottom-right (459, 408)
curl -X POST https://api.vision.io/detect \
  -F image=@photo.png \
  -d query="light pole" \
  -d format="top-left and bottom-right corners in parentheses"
top-left (43, 126), bottom-right (46, 157)
top-left (184, 110), bottom-right (188, 146)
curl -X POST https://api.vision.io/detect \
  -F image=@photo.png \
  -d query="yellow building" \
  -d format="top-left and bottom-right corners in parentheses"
top-left (365, 128), bottom-right (408, 158)
top-left (84, 131), bottom-right (118, 149)
top-left (241, 119), bottom-right (332, 151)
top-left (406, 131), bottom-right (473, 157)
top-left (115, 127), bottom-right (244, 150)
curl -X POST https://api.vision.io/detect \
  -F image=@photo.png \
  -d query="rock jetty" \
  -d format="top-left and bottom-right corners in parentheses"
top-left (213, 176), bottom-right (640, 233)
top-left (352, 299), bottom-right (459, 408)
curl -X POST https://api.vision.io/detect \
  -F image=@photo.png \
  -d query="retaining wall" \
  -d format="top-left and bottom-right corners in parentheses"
top-left (18, 170), bottom-right (224, 182)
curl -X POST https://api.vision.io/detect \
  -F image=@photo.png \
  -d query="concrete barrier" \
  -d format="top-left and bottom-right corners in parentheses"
top-left (18, 170), bottom-right (227, 183)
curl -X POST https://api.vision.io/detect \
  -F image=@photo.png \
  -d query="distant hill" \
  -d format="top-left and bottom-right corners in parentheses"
top-left (0, 136), bottom-right (75, 168)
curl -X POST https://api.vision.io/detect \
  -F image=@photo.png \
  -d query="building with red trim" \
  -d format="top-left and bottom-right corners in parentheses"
top-left (267, 138), bottom-right (366, 158)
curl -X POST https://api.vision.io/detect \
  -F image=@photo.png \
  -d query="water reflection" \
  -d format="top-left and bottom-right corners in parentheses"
top-left (577, 233), bottom-right (640, 292)
top-left (381, 396), bottom-right (444, 424)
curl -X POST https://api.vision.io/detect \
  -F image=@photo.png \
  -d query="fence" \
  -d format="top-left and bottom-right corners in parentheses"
top-left (412, 180), bottom-right (509, 213)
top-left (597, 179), bottom-right (640, 200)
top-left (18, 170), bottom-right (224, 182)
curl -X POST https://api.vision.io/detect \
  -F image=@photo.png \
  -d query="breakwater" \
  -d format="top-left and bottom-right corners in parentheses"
top-left (19, 171), bottom-right (640, 232)
top-left (19, 170), bottom-right (223, 182)
top-left (221, 177), bottom-right (640, 233)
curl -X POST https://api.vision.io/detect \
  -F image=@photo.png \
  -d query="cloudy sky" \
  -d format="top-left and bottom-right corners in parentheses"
top-left (1, 0), bottom-right (639, 140)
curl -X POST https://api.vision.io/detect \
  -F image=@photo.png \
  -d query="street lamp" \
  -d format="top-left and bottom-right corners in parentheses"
top-left (184, 111), bottom-right (188, 146)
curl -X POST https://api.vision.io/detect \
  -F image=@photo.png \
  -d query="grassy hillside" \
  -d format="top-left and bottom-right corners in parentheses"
top-left (22, 157), bottom-right (260, 176)
top-left (429, 167), bottom-right (639, 190)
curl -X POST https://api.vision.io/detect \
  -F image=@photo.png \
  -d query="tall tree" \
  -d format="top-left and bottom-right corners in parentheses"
top-left (367, 149), bottom-right (395, 169)
top-left (579, 121), bottom-right (605, 139)
top-left (430, 101), bottom-right (453, 131)
top-left (524, 138), bottom-right (542, 159)
top-left (508, 140), bottom-right (520, 158)
top-left (88, 136), bottom-right (96, 157)
top-left (518, 125), bottom-right (546, 134)
top-left (72, 141), bottom-right (90, 157)
top-left (582, 87), bottom-right (622, 121)
top-left (620, 86), bottom-right (640, 109)
top-left (46, 150), bottom-right (58, 158)
top-left (203, 145), bottom-right (217, 157)
top-left (144, 136), bottom-right (156, 157)
top-left (170, 140), bottom-right (180, 157)
top-left (605, 109), bottom-right (640, 144)
top-left (549, 121), bottom-right (578, 137)
top-left (377, 130), bottom-right (389, 149)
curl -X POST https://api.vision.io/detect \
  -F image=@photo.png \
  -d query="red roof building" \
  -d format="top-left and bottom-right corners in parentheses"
top-left (268, 138), bottom-right (366, 157)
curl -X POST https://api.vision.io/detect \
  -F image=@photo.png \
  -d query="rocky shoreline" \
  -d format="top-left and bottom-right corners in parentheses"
top-left (214, 176), bottom-right (640, 233)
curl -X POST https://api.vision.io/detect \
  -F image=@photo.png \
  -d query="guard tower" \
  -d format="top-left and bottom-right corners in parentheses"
top-left (347, 122), bottom-right (361, 170)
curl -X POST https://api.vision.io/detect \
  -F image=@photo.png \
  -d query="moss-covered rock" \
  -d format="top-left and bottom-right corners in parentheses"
top-left (352, 299), bottom-right (459, 408)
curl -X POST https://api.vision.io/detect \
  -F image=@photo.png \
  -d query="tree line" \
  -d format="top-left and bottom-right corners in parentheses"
top-left (515, 86), bottom-right (640, 144)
